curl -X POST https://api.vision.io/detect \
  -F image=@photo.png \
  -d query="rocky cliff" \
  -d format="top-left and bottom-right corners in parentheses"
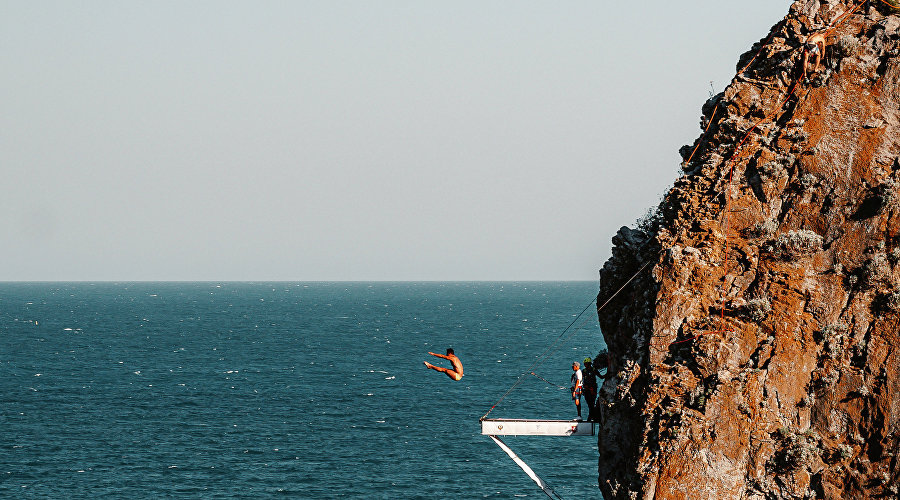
top-left (595, 1), bottom-right (900, 498)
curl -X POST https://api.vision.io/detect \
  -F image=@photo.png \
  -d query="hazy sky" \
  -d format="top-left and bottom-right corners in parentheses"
top-left (2, 1), bottom-right (791, 281)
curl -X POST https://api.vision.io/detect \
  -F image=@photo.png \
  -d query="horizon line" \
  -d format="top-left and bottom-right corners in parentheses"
top-left (0, 279), bottom-right (600, 284)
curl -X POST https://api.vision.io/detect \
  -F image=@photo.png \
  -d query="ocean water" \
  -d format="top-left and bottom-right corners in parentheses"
top-left (1, 282), bottom-right (607, 499)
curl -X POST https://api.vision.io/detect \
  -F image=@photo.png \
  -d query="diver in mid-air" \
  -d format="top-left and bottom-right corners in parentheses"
top-left (424, 348), bottom-right (464, 381)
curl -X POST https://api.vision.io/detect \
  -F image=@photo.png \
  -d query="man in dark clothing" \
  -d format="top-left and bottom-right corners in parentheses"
top-left (589, 351), bottom-right (610, 422)
top-left (582, 358), bottom-right (598, 422)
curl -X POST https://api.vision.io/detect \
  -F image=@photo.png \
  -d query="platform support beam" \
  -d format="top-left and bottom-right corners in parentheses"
top-left (487, 435), bottom-right (562, 500)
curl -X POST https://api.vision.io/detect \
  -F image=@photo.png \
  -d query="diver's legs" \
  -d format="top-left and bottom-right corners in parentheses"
top-left (424, 362), bottom-right (461, 381)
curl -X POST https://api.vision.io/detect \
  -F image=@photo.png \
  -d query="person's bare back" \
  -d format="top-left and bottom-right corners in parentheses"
top-left (803, 32), bottom-right (827, 78)
top-left (424, 348), bottom-right (464, 381)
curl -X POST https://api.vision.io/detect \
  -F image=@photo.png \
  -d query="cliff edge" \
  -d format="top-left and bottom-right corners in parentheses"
top-left (596, 1), bottom-right (900, 498)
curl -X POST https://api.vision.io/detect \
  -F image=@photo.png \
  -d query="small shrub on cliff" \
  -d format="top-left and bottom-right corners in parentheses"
top-left (851, 253), bottom-right (892, 290)
top-left (874, 289), bottom-right (900, 313)
top-left (757, 155), bottom-right (794, 180)
top-left (818, 367), bottom-right (840, 388)
top-left (771, 428), bottom-right (820, 472)
top-left (799, 394), bottom-right (815, 408)
top-left (890, 247), bottom-right (900, 264)
top-left (877, 178), bottom-right (898, 208)
top-left (834, 36), bottom-right (859, 59)
top-left (745, 297), bottom-right (772, 322)
top-left (826, 443), bottom-right (854, 463)
top-left (816, 323), bottom-right (848, 357)
top-left (746, 219), bottom-right (778, 239)
top-left (887, 290), bottom-right (900, 311)
top-left (798, 173), bottom-right (818, 190)
top-left (757, 161), bottom-right (786, 179)
top-left (784, 127), bottom-right (809, 142)
top-left (634, 203), bottom-right (664, 238)
top-left (818, 323), bottom-right (848, 338)
top-left (778, 154), bottom-right (796, 167)
top-left (770, 230), bottom-right (823, 259)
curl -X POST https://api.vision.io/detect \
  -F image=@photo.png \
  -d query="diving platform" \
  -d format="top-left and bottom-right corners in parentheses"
top-left (480, 418), bottom-right (595, 437)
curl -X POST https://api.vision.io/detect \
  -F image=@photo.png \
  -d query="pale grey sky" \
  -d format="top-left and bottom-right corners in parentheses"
top-left (2, 1), bottom-right (791, 281)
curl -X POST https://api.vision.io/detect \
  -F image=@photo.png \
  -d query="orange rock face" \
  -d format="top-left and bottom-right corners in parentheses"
top-left (596, 2), bottom-right (900, 498)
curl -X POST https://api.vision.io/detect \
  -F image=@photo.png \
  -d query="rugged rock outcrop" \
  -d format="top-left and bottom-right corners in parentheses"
top-left (595, 1), bottom-right (900, 498)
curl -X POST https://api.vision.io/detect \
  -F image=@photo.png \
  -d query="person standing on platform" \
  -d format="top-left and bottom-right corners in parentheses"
top-left (570, 361), bottom-right (583, 420)
top-left (582, 358), bottom-right (598, 422)
top-left (591, 351), bottom-right (611, 422)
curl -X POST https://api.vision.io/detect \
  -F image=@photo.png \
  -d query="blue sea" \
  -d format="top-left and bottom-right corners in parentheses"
top-left (1, 282), bottom-right (607, 499)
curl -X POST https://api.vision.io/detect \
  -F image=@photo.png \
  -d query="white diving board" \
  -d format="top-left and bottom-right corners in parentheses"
top-left (480, 418), bottom-right (594, 437)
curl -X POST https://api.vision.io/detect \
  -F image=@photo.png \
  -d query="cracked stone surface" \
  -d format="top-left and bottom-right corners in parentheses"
top-left (595, 1), bottom-right (900, 498)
